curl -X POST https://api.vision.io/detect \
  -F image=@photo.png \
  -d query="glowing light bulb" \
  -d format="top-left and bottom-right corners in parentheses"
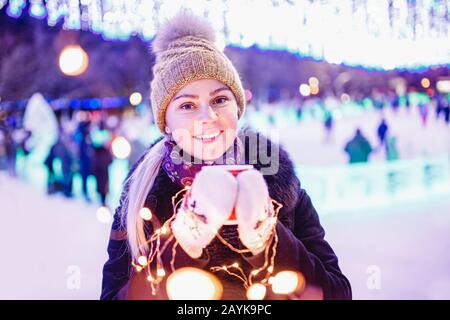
top-left (111, 136), bottom-right (131, 159)
top-left (59, 45), bottom-right (89, 76)
top-left (247, 283), bottom-right (267, 300)
top-left (272, 271), bottom-right (305, 295)
top-left (157, 267), bottom-right (166, 277)
top-left (166, 267), bottom-right (223, 300)
top-left (160, 225), bottom-right (168, 235)
top-left (96, 206), bottom-right (111, 223)
top-left (139, 207), bottom-right (152, 221)
top-left (232, 263), bottom-right (239, 268)
top-left (137, 256), bottom-right (148, 266)
top-left (135, 266), bottom-right (143, 272)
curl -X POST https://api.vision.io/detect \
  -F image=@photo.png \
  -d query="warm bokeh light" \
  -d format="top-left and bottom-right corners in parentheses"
top-left (436, 79), bottom-right (450, 93)
top-left (129, 92), bottom-right (143, 106)
top-left (166, 267), bottom-right (223, 300)
top-left (246, 283), bottom-right (267, 300)
top-left (310, 85), bottom-right (320, 95)
top-left (157, 267), bottom-right (166, 277)
top-left (111, 136), bottom-right (131, 159)
top-left (421, 77), bottom-right (431, 89)
top-left (96, 206), bottom-right (111, 223)
top-left (160, 225), bottom-right (168, 235)
top-left (272, 271), bottom-right (305, 295)
top-left (139, 207), bottom-right (153, 221)
top-left (137, 256), bottom-right (148, 266)
top-left (308, 77), bottom-right (319, 87)
top-left (58, 45), bottom-right (89, 76)
top-left (299, 84), bottom-right (311, 97)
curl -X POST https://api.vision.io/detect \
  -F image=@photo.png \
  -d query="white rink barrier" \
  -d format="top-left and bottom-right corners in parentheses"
top-left (297, 153), bottom-right (450, 214)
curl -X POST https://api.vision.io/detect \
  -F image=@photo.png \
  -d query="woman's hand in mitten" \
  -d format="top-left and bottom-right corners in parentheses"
top-left (171, 168), bottom-right (238, 258)
top-left (235, 169), bottom-right (274, 256)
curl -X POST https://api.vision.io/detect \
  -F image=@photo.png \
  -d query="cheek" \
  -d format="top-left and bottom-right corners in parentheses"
top-left (219, 106), bottom-right (239, 130)
top-left (167, 112), bottom-right (189, 131)
top-left (166, 110), bottom-right (194, 139)
top-left (171, 127), bottom-right (193, 149)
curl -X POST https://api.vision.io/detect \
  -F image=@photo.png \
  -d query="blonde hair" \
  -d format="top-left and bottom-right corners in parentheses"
top-left (122, 137), bottom-right (168, 260)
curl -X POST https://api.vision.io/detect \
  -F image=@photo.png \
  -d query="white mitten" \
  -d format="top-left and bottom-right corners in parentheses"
top-left (171, 168), bottom-right (238, 258)
top-left (235, 169), bottom-right (275, 255)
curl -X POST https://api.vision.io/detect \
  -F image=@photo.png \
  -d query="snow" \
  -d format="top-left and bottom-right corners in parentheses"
top-left (1, 171), bottom-right (449, 299)
top-left (0, 174), bottom-right (110, 299)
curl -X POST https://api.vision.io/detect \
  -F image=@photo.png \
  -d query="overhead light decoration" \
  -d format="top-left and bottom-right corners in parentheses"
top-left (58, 45), bottom-right (89, 76)
top-left (1, 0), bottom-right (448, 70)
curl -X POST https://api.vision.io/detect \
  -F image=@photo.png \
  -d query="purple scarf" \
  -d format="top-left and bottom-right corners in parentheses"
top-left (162, 138), bottom-right (241, 188)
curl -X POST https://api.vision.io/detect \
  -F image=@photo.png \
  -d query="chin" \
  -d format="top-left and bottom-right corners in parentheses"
top-left (190, 140), bottom-right (231, 162)
top-left (193, 144), bottom-right (223, 161)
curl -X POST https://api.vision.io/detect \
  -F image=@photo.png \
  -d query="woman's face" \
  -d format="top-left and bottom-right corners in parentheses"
top-left (165, 79), bottom-right (239, 161)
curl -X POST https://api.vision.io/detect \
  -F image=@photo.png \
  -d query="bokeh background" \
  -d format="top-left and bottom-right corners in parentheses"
top-left (0, 0), bottom-right (449, 300)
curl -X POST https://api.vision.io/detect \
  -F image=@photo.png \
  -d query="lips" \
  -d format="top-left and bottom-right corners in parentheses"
top-left (193, 130), bottom-right (223, 143)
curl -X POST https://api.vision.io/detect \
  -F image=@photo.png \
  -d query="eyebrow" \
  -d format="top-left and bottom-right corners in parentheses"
top-left (172, 87), bottom-right (231, 102)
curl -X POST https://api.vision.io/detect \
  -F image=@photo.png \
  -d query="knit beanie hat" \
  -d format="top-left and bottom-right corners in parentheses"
top-left (150, 11), bottom-right (246, 134)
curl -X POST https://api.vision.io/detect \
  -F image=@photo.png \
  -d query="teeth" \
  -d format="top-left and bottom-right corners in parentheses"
top-left (194, 131), bottom-right (221, 140)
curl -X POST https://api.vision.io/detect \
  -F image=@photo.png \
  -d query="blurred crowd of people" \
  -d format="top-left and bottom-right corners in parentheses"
top-left (0, 109), bottom-right (148, 205)
top-left (1, 88), bottom-right (449, 203)
top-left (245, 89), bottom-right (450, 164)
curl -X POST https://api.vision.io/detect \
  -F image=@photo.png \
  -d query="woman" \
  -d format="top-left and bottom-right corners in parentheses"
top-left (100, 11), bottom-right (351, 300)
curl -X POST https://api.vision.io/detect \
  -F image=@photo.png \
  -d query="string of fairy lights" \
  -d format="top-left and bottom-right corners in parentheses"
top-left (129, 185), bottom-right (308, 300)
top-left (1, 0), bottom-right (449, 70)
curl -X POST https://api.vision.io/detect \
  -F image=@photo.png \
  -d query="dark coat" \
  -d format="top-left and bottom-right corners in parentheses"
top-left (92, 146), bottom-right (113, 192)
top-left (100, 130), bottom-right (352, 300)
top-left (345, 133), bottom-right (373, 163)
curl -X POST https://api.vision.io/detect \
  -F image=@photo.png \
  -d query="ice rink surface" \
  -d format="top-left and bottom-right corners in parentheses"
top-left (1, 173), bottom-right (449, 300)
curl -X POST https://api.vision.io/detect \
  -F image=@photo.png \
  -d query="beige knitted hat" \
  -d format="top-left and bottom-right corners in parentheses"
top-left (150, 11), bottom-right (246, 134)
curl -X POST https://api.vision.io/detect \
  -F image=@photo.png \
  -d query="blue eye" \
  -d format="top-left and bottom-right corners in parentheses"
top-left (180, 103), bottom-right (195, 110)
top-left (213, 96), bottom-right (229, 105)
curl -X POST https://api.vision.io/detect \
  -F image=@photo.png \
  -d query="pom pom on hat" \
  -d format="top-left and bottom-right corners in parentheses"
top-left (152, 10), bottom-right (216, 55)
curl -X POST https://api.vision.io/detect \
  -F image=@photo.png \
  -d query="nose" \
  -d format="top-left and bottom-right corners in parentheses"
top-left (198, 104), bottom-right (218, 123)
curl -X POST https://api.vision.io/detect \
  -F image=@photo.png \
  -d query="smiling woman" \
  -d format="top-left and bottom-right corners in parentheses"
top-left (165, 79), bottom-right (239, 161)
top-left (100, 10), bottom-right (351, 300)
